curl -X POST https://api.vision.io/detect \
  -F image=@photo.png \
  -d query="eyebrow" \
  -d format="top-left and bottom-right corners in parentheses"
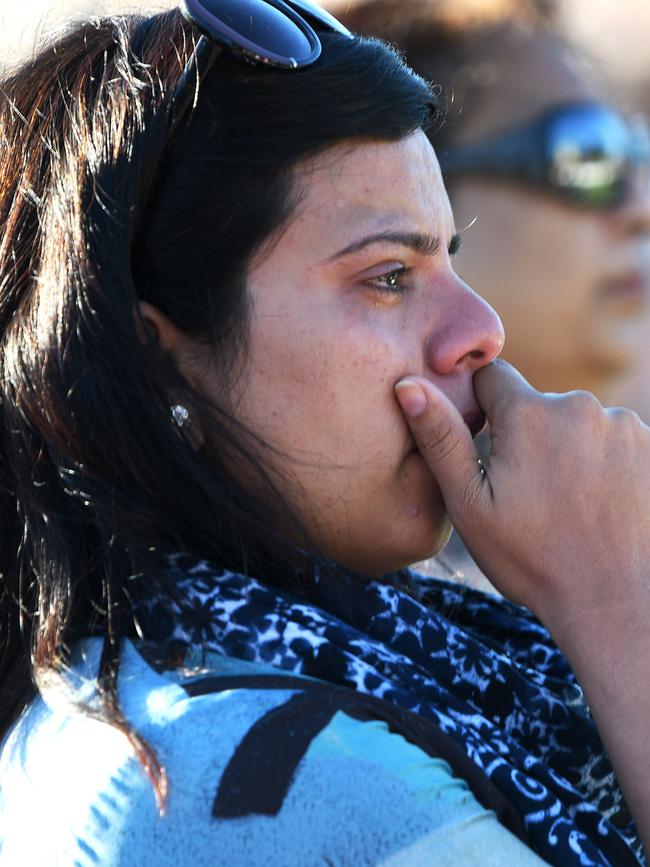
top-left (327, 231), bottom-right (444, 261)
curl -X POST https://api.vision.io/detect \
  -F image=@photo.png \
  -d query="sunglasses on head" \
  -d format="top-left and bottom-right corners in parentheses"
top-left (171, 0), bottom-right (352, 133)
top-left (439, 103), bottom-right (650, 210)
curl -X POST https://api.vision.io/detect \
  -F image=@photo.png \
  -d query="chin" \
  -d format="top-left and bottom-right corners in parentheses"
top-left (582, 350), bottom-right (637, 388)
top-left (586, 322), bottom-right (650, 380)
top-left (410, 511), bottom-right (453, 563)
top-left (335, 459), bottom-right (453, 576)
top-left (373, 507), bottom-right (453, 576)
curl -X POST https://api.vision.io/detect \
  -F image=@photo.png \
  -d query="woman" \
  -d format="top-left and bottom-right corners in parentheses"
top-left (338, 0), bottom-right (650, 398)
top-left (0, 3), bottom-right (649, 865)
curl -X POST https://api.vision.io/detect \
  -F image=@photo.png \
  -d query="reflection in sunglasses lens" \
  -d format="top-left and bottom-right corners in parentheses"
top-left (547, 108), bottom-right (630, 205)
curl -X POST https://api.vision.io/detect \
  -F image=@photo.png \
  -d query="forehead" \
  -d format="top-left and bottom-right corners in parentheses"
top-left (288, 130), bottom-right (454, 245)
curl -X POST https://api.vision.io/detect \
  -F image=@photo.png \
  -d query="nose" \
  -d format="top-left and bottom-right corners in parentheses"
top-left (425, 277), bottom-right (505, 376)
top-left (613, 166), bottom-right (650, 235)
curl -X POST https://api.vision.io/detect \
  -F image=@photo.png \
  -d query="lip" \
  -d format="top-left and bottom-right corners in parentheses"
top-left (601, 270), bottom-right (650, 304)
top-left (463, 411), bottom-right (487, 439)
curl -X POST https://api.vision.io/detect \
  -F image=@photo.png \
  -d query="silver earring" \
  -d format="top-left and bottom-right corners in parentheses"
top-left (171, 404), bottom-right (189, 428)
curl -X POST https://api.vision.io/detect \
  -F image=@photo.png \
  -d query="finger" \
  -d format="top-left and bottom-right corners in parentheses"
top-left (394, 376), bottom-right (488, 517)
top-left (472, 359), bottom-right (540, 422)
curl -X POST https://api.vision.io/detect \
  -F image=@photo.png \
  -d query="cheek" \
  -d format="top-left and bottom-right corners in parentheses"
top-left (518, 204), bottom-right (606, 292)
top-left (235, 315), bottom-right (452, 569)
top-left (244, 320), bottom-right (415, 463)
top-left (468, 220), bottom-right (600, 325)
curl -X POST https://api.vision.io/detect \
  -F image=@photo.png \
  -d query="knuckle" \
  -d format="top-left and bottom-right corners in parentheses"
top-left (607, 405), bottom-right (646, 446)
top-left (562, 389), bottom-right (603, 417)
top-left (607, 405), bottom-right (640, 425)
top-left (551, 390), bottom-right (605, 435)
top-left (418, 421), bottom-right (461, 464)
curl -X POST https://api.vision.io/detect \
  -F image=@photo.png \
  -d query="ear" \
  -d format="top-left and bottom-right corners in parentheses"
top-left (137, 302), bottom-right (206, 451)
top-left (137, 301), bottom-right (190, 355)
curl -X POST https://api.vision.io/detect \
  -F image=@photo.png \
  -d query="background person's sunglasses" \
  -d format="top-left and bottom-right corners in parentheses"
top-left (439, 103), bottom-right (650, 210)
top-left (171, 0), bottom-right (352, 134)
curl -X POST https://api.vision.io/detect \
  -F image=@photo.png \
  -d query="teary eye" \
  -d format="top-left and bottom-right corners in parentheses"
top-left (368, 267), bottom-right (412, 293)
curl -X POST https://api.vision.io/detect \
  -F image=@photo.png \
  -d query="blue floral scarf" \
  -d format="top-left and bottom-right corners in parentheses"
top-left (139, 554), bottom-right (644, 866)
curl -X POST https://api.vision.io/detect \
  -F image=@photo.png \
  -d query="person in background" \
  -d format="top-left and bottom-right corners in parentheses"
top-left (605, 338), bottom-right (650, 421)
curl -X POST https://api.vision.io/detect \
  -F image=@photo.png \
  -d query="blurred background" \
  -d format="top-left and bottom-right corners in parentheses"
top-left (4, 0), bottom-right (650, 105)
top-left (3, 0), bottom-right (650, 106)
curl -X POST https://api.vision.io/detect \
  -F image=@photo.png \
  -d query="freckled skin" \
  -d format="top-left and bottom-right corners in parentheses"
top-left (219, 132), bottom-right (504, 575)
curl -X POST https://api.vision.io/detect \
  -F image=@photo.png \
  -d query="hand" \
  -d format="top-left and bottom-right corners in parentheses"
top-left (394, 360), bottom-right (650, 626)
top-left (395, 360), bottom-right (650, 847)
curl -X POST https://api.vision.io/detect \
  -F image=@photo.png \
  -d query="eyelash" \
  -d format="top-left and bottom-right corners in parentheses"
top-left (366, 236), bottom-right (462, 295)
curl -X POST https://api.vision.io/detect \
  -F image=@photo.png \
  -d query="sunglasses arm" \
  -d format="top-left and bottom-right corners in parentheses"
top-left (439, 126), bottom-right (546, 185)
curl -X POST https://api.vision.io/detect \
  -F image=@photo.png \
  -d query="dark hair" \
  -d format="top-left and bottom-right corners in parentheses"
top-left (0, 8), bottom-right (436, 797)
top-left (339, 0), bottom-right (560, 151)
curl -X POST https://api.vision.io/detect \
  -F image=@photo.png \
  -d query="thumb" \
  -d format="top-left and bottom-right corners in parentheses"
top-left (394, 377), bottom-right (489, 519)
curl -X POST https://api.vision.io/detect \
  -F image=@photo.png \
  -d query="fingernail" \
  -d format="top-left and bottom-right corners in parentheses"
top-left (394, 379), bottom-right (427, 418)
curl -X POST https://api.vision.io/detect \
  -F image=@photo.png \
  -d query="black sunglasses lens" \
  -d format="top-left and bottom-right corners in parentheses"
top-left (546, 107), bottom-right (630, 206)
top-left (184, 0), bottom-right (318, 65)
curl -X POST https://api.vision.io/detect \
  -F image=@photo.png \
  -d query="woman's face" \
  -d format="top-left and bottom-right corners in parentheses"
top-left (449, 31), bottom-right (650, 395)
top-left (223, 130), bottom-right (503, 575)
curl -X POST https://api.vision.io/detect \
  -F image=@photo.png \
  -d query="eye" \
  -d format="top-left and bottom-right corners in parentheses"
top-left (448, 233), bottom-right (462, 256)
top-left (367, 266), bottom-right (412, 294)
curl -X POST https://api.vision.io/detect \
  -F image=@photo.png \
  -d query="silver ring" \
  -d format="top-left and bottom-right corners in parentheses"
top-left (477, 458), bottom-right (486, 478)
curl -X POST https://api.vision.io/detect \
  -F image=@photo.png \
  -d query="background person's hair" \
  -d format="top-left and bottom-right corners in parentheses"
top-left (0, 8), bottom-right (436, 787)
top-left (338, 0), bottom-right (560, 153)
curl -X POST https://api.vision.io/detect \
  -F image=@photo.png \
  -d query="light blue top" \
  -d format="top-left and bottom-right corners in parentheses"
top-left (0, 639), bottom-right (546, 866)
